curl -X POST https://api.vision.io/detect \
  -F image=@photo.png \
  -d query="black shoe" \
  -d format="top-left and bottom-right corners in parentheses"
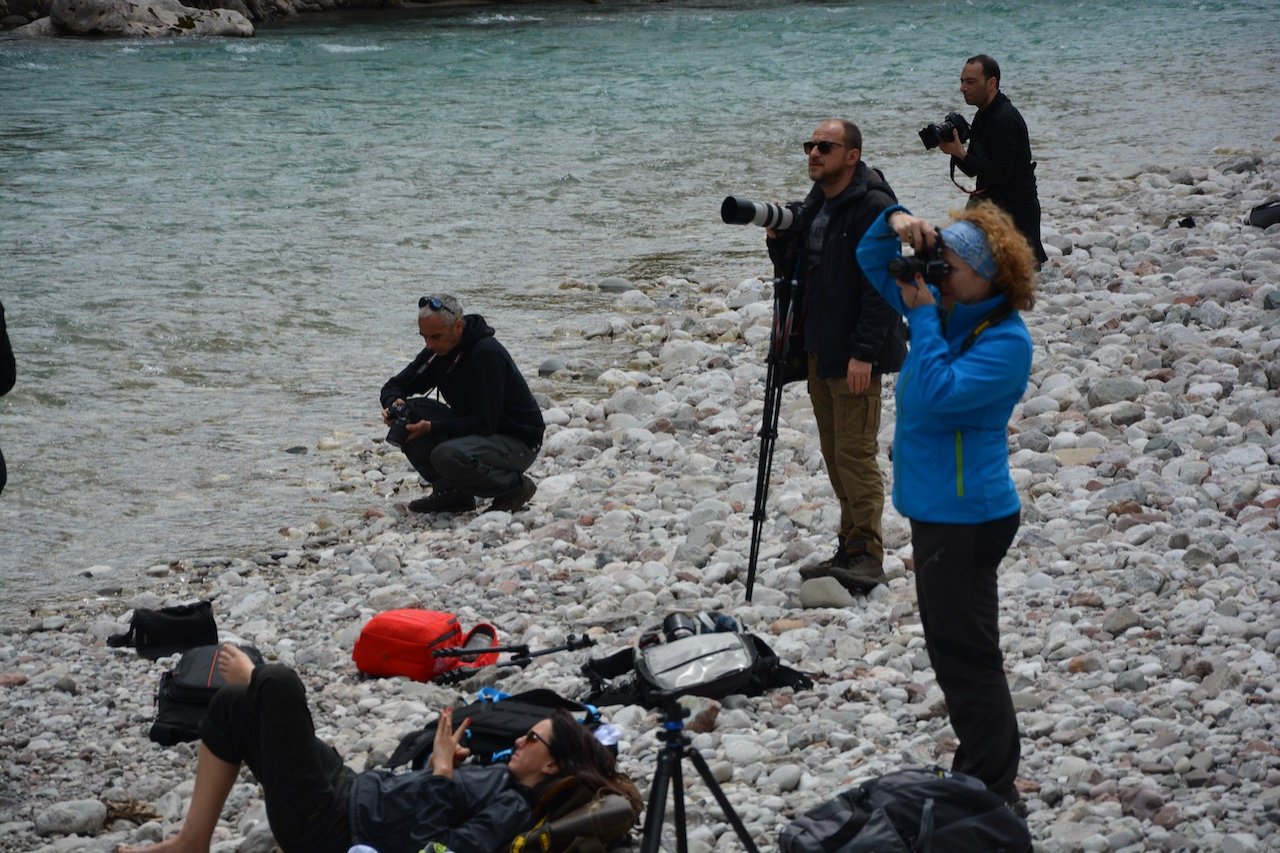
top-left (408, 489), bottom-right (477, 513)
top-left (489, 475), bottom-right (536, 512)
top-left (829, 550), bottom-right (887, 594)
top-left (799, 538), bottom-right (849, 580)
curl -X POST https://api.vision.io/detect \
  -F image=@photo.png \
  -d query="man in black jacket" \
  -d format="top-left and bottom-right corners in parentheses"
top-left (0, 300), bottom-right (13, 495)
top-left (380, 294), bottom-right (544, 513)
top-left (939, 55), bottom-right (1048, 264)
top-left (773, 119), bottom-right (906, 593)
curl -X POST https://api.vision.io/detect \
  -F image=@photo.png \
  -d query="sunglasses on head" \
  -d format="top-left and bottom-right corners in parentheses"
top-left (803, 140), bottom-right (846, 155)
top-left (418, 296), bottom-right (458, 320)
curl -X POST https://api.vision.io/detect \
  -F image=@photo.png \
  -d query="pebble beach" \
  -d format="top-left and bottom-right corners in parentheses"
top-left (2, 152), bottom-right (1278, 853)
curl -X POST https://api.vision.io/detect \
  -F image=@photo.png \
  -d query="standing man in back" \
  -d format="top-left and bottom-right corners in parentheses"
top-left (380, 294), bottom-right (544, 514)
top-left (937, 54), bottom-right (1048, 265)
top-left (771, 119), bottom-right (906, 594)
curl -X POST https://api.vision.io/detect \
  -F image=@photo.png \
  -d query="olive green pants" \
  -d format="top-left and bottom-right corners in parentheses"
top-left (807, 354), bottom-right (886, 561)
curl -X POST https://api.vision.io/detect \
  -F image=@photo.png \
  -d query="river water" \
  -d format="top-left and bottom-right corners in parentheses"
top-left (1, 0), bottom-right (1277, 613)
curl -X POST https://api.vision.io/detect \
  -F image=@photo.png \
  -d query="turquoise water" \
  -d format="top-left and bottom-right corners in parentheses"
top-left (1, 0), bottom-right (1277, 610)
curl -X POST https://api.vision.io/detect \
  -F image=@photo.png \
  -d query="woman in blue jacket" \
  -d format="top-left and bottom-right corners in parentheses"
top-left (857, 201), bottom-right (1036, 809)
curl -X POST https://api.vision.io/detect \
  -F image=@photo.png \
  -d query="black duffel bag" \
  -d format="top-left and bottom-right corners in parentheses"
top-left (108, 600), bottom-right (217, 660)
top-left (779, 766), bottom-right (1031, 853)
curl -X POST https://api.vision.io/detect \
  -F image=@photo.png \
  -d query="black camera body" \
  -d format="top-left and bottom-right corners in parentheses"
top-left (385, 400), bottom-right (424, 448)
top-left (918, 112), bottom-right (972, 150)
top-left (888, 243), bottom-right (951, 285)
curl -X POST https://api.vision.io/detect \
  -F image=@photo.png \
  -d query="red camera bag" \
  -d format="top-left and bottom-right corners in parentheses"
top-left (353, 609), bottom-right (499, 683)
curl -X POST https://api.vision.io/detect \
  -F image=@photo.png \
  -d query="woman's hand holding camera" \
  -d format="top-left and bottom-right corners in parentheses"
top-left (888, 212), bottom-right (939, 310)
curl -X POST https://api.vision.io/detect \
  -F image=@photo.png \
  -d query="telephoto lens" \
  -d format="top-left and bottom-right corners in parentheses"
top-left (720, 196), bottom-right (796, 230)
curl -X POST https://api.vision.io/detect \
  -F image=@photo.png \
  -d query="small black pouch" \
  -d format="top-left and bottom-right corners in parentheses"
top-left (108, 600), bottom-right (218, 660)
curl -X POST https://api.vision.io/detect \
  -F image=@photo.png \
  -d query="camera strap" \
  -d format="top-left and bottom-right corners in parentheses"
top-left (949, 160), bottom-right (986, 197)
top-left (960, 302), bottom-right (1014, 353)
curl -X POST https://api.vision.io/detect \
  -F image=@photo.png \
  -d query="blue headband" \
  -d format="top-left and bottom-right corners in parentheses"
top-left (940, 220), bottom-right (997, 280)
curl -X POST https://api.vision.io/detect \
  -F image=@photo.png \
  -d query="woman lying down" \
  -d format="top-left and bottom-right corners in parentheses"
top-left (117, 644), bottom-right (642, 853)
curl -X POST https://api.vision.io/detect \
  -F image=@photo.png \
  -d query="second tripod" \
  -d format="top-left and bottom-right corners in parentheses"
top-left (640, 700), bottom-right (761, 853)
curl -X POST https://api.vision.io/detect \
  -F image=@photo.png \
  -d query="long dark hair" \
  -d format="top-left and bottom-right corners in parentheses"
top-left (544, 709), bottom-right (642, 809)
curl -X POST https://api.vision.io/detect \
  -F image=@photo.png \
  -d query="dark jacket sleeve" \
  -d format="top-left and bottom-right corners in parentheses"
top-left (380, 349), bottom-right (435, 409)
top-left (414, 774), bottom-right (529, 853)
top-left (0, 302), bottom-right (14, 397)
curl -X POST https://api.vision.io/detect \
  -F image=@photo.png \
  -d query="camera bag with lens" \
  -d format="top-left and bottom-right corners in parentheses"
top-left (148, 643), bottom-right (266, 746)
top-left (352, 609), bottom-right (499, 684)
top-left (582, 628), bottom-right (812, 708)
top-left (778, 766), bottom-right (1031, 853)
top-left (386, 687), bottom-right (601, 769)
top-left (107, 600), bottom-right (218, 660)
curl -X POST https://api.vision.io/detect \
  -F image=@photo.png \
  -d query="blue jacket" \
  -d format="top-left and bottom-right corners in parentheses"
top-left (856, 206), bottom-right (1031, 524)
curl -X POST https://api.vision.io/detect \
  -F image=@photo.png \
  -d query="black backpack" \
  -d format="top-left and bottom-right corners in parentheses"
top-left (779, 767), bottom-right (1031, 853)
top-left (108, 600), bottom-right (218, 660)
top-left (148, 644), bottom-right (265, 746)
top-left (386, 688), bottom-right (600, 769)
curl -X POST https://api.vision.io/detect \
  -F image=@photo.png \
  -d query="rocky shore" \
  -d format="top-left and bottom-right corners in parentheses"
top-left (2, 153), bottom-right (1279, 853)
top-left (2, 0), bottom-right (572, 37)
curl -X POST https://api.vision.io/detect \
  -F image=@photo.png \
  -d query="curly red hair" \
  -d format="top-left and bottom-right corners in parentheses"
top-left (950, 202), bottom-right (1037, 311)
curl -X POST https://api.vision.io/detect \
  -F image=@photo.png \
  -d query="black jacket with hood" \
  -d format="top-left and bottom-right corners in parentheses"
top-left (379, 314), bottom-right (544, 449)
top-left (788, 162), bottom-right (906, 380)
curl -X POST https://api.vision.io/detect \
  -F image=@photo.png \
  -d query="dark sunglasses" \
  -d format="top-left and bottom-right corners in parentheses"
top-left (803, 140), bottom-right (846, 155)
top-left (522, 729), bottom-right (548, 747)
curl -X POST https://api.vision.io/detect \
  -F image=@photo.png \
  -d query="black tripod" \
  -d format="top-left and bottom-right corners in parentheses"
top-left (744, 273), bottom-right (802, 602)
top-left (640, 700), bottom-right (761, 853)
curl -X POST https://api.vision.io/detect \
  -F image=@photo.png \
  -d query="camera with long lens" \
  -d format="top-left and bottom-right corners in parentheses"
top-left (918, 112), bottom-right (972, 150)
top-left (888, 242), bottom-right (951, 284)
top-left (721, 196), bottom-right (801, 230)
top-left (385, 400), bottom-right (423, 448)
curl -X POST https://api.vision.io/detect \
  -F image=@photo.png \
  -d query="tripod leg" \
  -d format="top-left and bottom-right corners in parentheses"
top-left (684, 747), bottom-right (761, 853)
top-left (640, 748), bottom-right (674, 853)
top-left (672, 754), bottom-right (688, 853)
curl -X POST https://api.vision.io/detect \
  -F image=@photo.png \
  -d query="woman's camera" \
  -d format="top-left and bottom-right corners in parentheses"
top-left (889, 245), bottom-right (951, 284)
top-left (918, 112), bottom-right (972, 150)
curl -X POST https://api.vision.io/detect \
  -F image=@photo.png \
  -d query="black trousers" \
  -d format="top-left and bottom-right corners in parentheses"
top-left (911, 513), bottom-right (1022, 800)
top-left (201, 665), bottom-right (355, 853)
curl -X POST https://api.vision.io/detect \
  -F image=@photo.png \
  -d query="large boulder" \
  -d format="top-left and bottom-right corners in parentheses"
top-left (49, 0), bottom-right (253, 36)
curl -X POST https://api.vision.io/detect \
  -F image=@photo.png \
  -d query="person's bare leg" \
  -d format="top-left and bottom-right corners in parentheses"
top-left (215, 643), bottom-right (255, 685)
top-left (116, 743), bottom-right (239, 853)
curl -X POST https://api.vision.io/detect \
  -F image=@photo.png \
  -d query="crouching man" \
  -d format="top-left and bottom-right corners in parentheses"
top-left (381, 294), bottom-right (544, 514)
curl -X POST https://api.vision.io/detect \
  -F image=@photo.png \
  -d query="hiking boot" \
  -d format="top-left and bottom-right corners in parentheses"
top-left (408, 489), bottom-right (477, 514)
top-left (489, 475), bottom-right (537, 512)
top-left (799, 538), bottom-right (848, 581)
top-left (829, 549), bottom-right (887, 594)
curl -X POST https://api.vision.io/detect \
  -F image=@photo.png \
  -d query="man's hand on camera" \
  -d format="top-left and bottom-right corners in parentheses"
top-left (938, 133), bottom-right (966, 160)
top-left (846, 358), bottom-right (872, 395)
top-left (405, 420), bottom-right (432, 442)
top-left (381, 398), bottom-right (405, 426)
